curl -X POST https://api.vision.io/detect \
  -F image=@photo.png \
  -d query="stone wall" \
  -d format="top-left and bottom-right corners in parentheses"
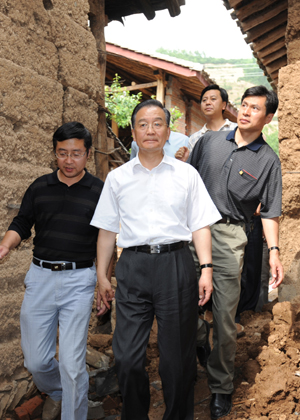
top-left (277, 0), bottom-right (300, 301)
top-left (0, 0), bottom-right (102, 416)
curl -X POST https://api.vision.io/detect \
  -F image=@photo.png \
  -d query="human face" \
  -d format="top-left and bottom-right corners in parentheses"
top-left (238, 96), bottom-right (273, 133)
top-left (55, 138), bottom-right (89, 186)
top-left (132, 106), bottom-right (170, 154)
top-left (200, 90), bottom-right (226, 118)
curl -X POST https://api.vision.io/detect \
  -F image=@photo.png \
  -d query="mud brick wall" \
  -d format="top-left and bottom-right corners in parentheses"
top-left (0, 0), bottom-right (102, 416)
top-left (277, 0), bottom-right (300, 300)
top-left (165, 76), bottom-right (206, 136)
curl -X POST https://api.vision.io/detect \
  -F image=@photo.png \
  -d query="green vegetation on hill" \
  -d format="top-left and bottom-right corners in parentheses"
top-left (156, 48), bottom-right (271, 89)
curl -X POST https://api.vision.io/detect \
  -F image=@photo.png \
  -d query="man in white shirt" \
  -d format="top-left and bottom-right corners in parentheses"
top-left (175, 84), bottom-right (237, 161)
top-left (91, 99), bottom-right (221, 420)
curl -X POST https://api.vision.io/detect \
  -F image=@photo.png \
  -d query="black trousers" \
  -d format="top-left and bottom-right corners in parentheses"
top-left (113, 246), bottom-right (198, 420)
top-left (236, 216), bottom-right (263, 320)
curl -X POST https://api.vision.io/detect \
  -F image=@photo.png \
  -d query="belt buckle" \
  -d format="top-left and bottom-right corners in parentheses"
top-left (150, 245), bottom-right (161, 254)
top-left (226, 216), bottom-right (230, 226)
top-left (51, 263), bottom-right (66, 271)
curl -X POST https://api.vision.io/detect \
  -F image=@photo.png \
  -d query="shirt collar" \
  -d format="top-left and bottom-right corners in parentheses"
top-left (132, 152), bottom-right (175, 171)
top-left (226, 127), bottom-right (265, 151)
top-left (47, 168), bottom-right (92, 187)
top-left (201, 119), bottom-right (234, 135)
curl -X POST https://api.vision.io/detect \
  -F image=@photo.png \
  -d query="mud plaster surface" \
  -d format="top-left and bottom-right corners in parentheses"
top-left (92, 298), bottom-right (300, 420)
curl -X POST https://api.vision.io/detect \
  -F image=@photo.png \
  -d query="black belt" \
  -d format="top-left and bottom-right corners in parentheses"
top-left (216, 217), bottom-right (243, 225)
top-left (32, 257), bottom-right (94, 271)
top-left (126, 241), bottom-right (188, 254)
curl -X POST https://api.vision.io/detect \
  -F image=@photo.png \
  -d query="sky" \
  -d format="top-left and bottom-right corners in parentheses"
top-left (105, 0), bottom-right (253, 60)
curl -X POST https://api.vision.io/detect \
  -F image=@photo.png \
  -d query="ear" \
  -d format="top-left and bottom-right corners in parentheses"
top-left (132, 128), bottom-right (136, 141)
top-left (167, 126), bottom-right (171, 140)
top-left (265, 113), bottom-right (274, 125)
top-left (222, 101), bottom-right (227, 111)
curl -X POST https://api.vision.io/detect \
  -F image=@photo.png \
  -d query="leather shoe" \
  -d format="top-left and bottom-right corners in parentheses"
top-left (42, 397), bottom-right (61, 420)
top-left (210, 393), bottom-right (232, 420)
top-left (196, 319), bottom-right (211, 367)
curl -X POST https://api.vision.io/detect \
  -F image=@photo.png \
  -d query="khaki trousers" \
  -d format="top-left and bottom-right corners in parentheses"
top-left (196, 222), bottom-right (247, 394)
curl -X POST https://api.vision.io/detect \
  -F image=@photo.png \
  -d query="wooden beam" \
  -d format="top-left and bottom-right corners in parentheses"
top-left (136, 0), bottom-right (155, 20)
top-left (252, 25), bottom-right (286, 51)
top-left (244, 11), bottom-right (287, 42)
top-left (241, 2), bottom-right (287, 32)
top-left (107, 81), bottom-right (158, 92)
top-left (165, 0), bottom-right (181, 17)
top-left (256, 37), bottom-right (286, 58)
top-left (111, 120), bottom-right (119, 138)
top-left (155, 70), bottom-right (165, 105)
top-left (227, 0), bottom-right (244, 9)
top-left (265, 56), bottom-right (287, 74)
top-left (89, 0), bottom-right (109, 180)
top-left (235, 0), bottom-right (287, 22)
top-left (260, 47), bottom-right (286, 66)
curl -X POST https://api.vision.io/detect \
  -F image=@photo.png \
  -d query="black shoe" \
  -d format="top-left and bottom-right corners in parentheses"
top-left (210, 393), bottom-right (232, 420)
top-left (196, 320), bottom-right (211, 367)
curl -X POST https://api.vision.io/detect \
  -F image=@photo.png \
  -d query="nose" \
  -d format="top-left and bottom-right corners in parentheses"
top-left (66, 154), bottom-right (73, 163)
top-left (146, 123), bottom-right (155, 133)
top-left (242, 106), bottom-right (250, 115)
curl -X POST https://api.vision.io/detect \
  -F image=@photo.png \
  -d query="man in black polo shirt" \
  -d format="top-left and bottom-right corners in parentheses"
top-left (0, 122), bottom-right (104, 420)
top-left (188, 86), bottom-right (283, 419)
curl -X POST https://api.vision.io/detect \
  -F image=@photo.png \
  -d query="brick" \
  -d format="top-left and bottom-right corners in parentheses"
top-left (22, 396), bottom-right (43, 419)
top-left (14, 406), bottom-right (30, 420)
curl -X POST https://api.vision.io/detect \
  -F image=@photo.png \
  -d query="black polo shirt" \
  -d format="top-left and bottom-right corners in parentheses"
top-left (9, 169), bottom-right (104, 262)
top-left (188, 128), bottom-right (282, 223)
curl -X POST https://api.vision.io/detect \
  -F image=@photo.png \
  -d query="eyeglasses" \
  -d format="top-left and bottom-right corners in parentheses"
top-left (55, 151), bottom-right (87, 160)
top-left (136, 122), bottom-right (167, 132)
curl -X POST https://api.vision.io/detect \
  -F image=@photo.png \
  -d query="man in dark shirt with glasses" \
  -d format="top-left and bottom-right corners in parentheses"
top-left (0, 122), bottom-right (104, 420)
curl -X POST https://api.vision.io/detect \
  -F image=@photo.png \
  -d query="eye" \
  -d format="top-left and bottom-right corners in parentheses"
top-left (153, 122), bottom-right (162, 128)
top-left (59, 152), bottom-right (67, 157)
top-left (139, 123), bottom-right (147, 129)
top-left (73, 152), bottom-right (81, 157)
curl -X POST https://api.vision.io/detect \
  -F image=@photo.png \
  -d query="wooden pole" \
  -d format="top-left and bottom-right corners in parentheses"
top-left (89, 0), bottom-right (109, 181)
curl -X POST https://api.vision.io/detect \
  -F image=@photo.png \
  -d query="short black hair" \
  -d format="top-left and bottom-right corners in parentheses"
top-left (200, 84), bottom-right (228, 114)
top-left (241, 85), bottom-right (278, 115)
top-left (131, 99), bottom-right (170, 128)
top-left (53, 122), bottom-right (92, 152)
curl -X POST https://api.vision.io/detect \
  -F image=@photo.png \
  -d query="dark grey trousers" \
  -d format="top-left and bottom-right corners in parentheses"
top-left (113, 246), bottom-right (198, 420)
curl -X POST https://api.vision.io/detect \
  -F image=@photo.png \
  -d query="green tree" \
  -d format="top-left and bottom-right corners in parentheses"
top-left (169, 106), bottom-right (183, 131)
top-left (105, 74), bottom-right (142, 128)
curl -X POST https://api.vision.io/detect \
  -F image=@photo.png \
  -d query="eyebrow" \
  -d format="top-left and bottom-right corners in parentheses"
top-left (137, 117), bottom-right (164, 122)
top-left (242, 101), bottom-right (261, 108)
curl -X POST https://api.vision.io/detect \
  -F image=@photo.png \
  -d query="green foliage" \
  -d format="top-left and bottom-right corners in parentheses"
top-left (156, 48), bottom-right (271, 89)
top-left (105, 74), bottom-right (142, 128)
top-left (156, 47), bottom-right (254, 66)
top-left (262, 124), bottom-right (279, 156)
top-left (169, 106), bottom-right (183, 131)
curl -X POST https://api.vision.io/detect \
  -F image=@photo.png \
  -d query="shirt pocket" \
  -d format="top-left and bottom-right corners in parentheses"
top-left (228, 168), bottom-right (259, 201)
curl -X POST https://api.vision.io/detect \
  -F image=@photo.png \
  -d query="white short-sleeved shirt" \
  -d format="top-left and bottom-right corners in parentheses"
top-left (188, 119), bottom-right (237, 152)
top-left (91, 154), bottom-right (221, 248)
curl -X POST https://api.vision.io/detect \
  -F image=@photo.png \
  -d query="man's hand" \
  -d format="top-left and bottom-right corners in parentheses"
top-left (198, 269), bottom-right (213, 306)
top-left (269, 250), bottom-right (284, 289)
top-left (0, 245), bottom-right (10, 260)
top-left (96, 277), bottom-right (115, 316)
top-left (175, 146), bottom-right (189, 162)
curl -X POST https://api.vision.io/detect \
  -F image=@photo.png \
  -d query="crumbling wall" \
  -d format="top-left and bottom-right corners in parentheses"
top-left (277, 0), bottom-right (300, 301)
top-left (0, 0), bottom-right (102, 416)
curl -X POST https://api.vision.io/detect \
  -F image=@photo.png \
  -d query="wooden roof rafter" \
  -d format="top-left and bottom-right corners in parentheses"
top-left (222, 0), bottom-right (288, 88)
top-left (104, 0), bottom-right (185, 23)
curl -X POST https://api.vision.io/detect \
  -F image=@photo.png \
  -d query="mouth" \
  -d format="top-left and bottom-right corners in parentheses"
top-left (239, 119), bottom-right (250, 124)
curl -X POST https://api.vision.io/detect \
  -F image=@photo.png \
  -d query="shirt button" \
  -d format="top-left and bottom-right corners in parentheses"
top-left (230, 159), bottom-right (232, 162)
